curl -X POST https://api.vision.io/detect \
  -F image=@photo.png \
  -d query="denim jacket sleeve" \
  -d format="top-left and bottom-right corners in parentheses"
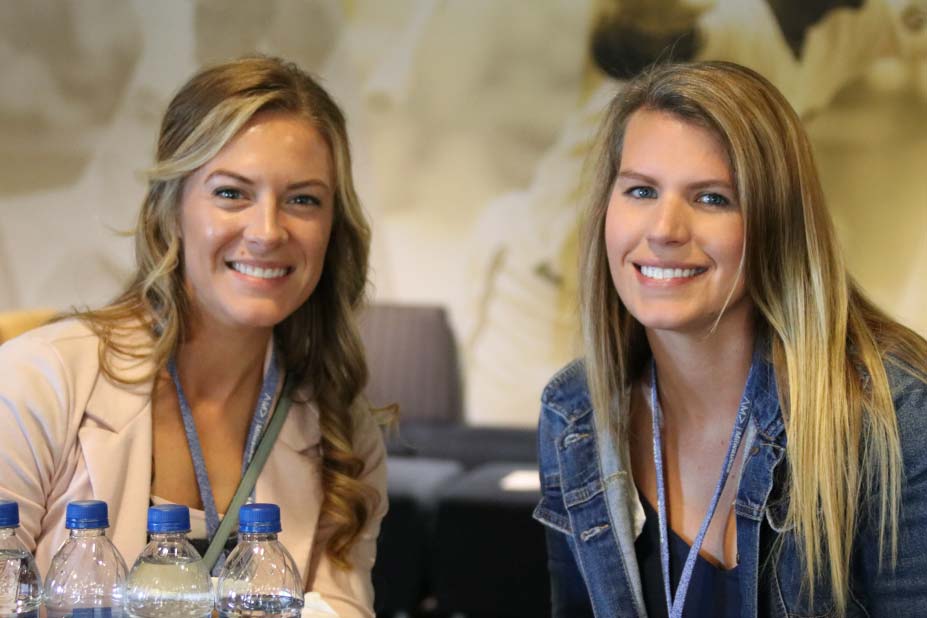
top-left (534, 360), bottom-right (595, 618)
top-left (853, 363), bottom-right (927, 612)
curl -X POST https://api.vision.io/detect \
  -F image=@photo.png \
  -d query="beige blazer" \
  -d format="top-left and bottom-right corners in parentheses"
top-left (0, 318), bottom-right (386, 618)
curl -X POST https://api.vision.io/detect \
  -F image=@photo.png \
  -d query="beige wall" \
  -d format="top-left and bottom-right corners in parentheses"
top-left (1, 0), bottom-right (924, 425)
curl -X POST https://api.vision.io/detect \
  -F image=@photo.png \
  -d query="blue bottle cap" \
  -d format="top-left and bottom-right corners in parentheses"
top-left (147, 504), bottom-right (191, 534)
top-left (238, 503), bottom-right (281, 534)
top-left (0, 500), bottom-right (19, 528)
top-left (65, 500), bottom-right (109, 529)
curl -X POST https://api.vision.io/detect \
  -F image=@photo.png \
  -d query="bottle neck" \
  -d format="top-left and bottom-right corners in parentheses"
top-left (0, 527), bottom-right (15, 539)
top-left (239, 532), bottom-right (278, 542)
top-left (68, 528), bottom-right (106, 538)
top-left (149, 531), bottom-right (188, 542)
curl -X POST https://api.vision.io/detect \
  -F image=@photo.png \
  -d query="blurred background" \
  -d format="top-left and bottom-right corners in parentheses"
top-left (1, 0), bottom-right (925, 427)
top-left (2, 2), bottom-right (925, 615)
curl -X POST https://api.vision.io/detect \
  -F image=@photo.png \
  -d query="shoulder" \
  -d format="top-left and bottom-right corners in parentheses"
top-left (1, 316), bottom-right (155, 387)
top-left (885, 357), bottom-right (927, 400)
top-left (0, 318), bottom-right (101, 390)
top-left (350, 400), bottom-right (388, 493)
top-left (537, 359), bottom-right (599, 474)
top-left (0, 320), bottom-right (104, 496)
top-left (1, 317), bottom-right (99, 357)
top-left (352, 400), bottom-right (386, 455)
top-left (0, 316), bottom-right (154, 428)
top-left (540, 358), bottom-right (594, 423)
top-left (884, 357), bottom-right (927, 442)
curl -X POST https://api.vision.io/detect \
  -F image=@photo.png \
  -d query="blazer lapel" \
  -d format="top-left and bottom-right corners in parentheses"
top-left (78, 362), bottom-right (154, 564)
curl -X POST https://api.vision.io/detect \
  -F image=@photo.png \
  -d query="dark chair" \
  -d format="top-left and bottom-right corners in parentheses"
top-left (433, 462), bottom-right (551, 618)
top-left (361, 303), bottom-right (548, 617)
top-left (361, 303), bottom-right (465, 615)
top-left (360, 303), bottom-right (463, 424)
top-left (385, 422), bottom-right (537, 471)
top-left (373, 456), bottom-right (464, 616)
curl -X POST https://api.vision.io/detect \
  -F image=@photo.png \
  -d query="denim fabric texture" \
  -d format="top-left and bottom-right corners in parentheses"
top-left (534, 353), bottom-right (927, 617)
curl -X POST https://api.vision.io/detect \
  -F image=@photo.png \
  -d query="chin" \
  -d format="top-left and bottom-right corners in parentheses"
top-left (225, 305), bottom-right (296, 331)
top-left (627, 309), bottom-right (711, 335)
top-left (638, 319), bottom-right (690, 333)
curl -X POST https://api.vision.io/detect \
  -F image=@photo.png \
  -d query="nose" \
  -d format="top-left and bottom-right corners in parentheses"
top-left (647, 193), bottom-right (691, 247)
top-left (243, 195), bottom-right (287, 251)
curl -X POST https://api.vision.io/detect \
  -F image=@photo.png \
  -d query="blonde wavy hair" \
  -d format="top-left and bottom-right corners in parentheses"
top-left (580, 61), bottom-right (927, 611)
top-left (76, 56), bottom-right (376, 568)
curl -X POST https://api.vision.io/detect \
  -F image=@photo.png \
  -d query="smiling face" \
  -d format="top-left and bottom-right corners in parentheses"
top-left (605, 108), bottom-right (750, 335)
top-left (178, 110), bottom-right (335, 335)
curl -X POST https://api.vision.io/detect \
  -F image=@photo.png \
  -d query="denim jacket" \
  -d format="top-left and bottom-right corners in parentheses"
top-left (534, 355), bottom-right (927, 617)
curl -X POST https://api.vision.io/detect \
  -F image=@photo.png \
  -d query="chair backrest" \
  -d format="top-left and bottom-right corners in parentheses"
top-left (359, 303), bottom-right (462, 424)
top-left (0, 309), bottom-right (57, 345)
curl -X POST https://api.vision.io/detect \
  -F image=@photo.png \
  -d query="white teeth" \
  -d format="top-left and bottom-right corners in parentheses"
top-left (640, 265), bottom-right (704, 280)
top-left (230, 262), bottom-right (289, 279)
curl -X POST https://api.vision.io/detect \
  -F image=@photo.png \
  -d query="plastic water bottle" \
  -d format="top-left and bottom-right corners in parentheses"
top-left (126, 505), bottom-right (213, 618)
top-left (44, 500), bottom-right (128, 618)
top-left (0, 500), bottom-right (42, 618)
top-left (216, 503), bottom-right (304, 618)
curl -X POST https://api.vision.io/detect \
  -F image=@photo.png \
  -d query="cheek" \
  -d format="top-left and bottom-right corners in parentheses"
top-left (184, 214), bottom-right (237, 261)
top-left (300, 218), bottom-right (334, 259)
top-left (707, 219), bottom-right (745, 273)
top-left (311, 229), bottom-right (332, 258)
top-left (179, 216), bottom-right (237, 298)
top-left (603, 203), bottom-right (633, 271)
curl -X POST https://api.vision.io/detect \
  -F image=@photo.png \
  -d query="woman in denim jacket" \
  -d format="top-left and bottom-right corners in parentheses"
top-left (534, 61), bottom-right (927, 617)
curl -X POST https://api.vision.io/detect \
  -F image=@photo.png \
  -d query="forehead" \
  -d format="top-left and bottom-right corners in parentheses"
top-left (620, 109), bottom-right (731, 175)
top-left (202, 109), bottom-right (333, 179)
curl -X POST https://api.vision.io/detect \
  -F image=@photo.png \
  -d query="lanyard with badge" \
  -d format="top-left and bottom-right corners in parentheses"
top-left (649, 349), bottom-right (759, 617)
top-left (167, 347), bottom-right (285, 574)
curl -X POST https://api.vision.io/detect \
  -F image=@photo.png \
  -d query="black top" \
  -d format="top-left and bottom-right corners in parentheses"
top-left (636, 493), bottom-right (741, 618)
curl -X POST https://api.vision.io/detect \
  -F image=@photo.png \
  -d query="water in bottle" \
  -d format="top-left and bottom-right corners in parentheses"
top-left (0, 500), bottom-right (42, 618)
top-left (126, 504), bottom-right (213, 618)
top-left (216, 503), bottom-right (304, 618)
top-left (44, 500), bottom-right (128, 618)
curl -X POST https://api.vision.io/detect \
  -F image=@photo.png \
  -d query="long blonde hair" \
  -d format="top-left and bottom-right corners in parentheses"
top-left (580, 60), bottom-right (927, 611)
top-left (76, 56), bottom-right (375, 568)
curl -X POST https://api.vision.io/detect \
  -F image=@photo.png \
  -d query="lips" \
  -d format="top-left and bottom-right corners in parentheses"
top-left (635, 264), bottom-right (708, 281)
top-left (227, 261), bottom-right (293, 279)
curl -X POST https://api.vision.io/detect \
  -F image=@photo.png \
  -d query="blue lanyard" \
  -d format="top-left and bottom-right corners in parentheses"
top-left (649, 351), bottom-right (758, 617)
top-left (167, 346), bottom-right (281, 547)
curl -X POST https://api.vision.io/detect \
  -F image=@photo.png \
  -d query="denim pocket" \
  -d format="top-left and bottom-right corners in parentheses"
top-left (534, 472), bottom-right (573, 534)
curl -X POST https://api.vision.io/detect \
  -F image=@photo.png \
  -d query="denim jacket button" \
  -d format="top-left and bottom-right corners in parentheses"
top-left (562, 432), bottom-right (590, 448)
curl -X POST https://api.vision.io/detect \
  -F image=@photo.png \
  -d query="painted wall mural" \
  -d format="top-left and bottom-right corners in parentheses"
top-left (1, 0), bottom-right (924, 425)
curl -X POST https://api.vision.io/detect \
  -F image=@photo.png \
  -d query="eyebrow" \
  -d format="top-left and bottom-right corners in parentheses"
top-left (617, 169), bottom-right (733, 191)
top-left (205, 169), bottom-right (331, 192)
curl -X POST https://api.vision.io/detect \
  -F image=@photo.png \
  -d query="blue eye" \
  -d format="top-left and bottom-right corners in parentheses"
top-left (696, 192), bottom-right (730, 207)
top-left (626, 186), bottom-right (657, 199)
top-left (214, 187), bottom-right (244, 200)
top-left (289, 194), bottom-right (322, 207)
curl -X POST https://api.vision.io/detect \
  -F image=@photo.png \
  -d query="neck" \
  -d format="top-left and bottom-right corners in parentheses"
top-left (646, 307), bottom-right (756, 429)
top-left (174, 317), bottom-right (273, 404)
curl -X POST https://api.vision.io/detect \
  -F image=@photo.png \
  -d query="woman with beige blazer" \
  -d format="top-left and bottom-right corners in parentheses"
top-left (0, 56), bottom-right (386, 618)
